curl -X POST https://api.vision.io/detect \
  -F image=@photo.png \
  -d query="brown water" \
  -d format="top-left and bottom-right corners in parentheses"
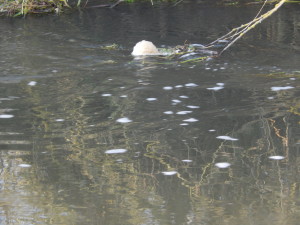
top-left (0, 3), bottom-right (300, 225)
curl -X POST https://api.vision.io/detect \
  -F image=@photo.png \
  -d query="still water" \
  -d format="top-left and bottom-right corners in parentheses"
top-left (0, 3), bottom-right (300, 224)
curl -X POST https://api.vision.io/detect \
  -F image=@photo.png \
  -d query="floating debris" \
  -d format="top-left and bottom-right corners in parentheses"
top-left (216, 136), bottom-right (238, 141)
top-left (215, 162), bottom-right (231, 168)
top-left (116, 117), bottom-right (132, 123)
top-left (105, 149), bottom-right (128, 154)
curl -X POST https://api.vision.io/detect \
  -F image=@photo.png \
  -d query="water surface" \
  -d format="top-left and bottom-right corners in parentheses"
top-left (0, 3), bottom-right (300, 225)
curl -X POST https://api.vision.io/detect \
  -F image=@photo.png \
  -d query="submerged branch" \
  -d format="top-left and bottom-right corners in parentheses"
top-left (206, 0), bottom-right (287, 55)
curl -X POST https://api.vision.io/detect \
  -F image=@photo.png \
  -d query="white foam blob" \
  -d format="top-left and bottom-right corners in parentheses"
top-left (105, 149), bottom-right (128, 154)
top-left (209, 129), bottom-right (216, 132)
top-left (18, 164), bottom-right (32, 168)
top-left (207, 86), bottom-right (224, 91)
top-left (28, 81), bottom-right (37, 86)
top-left (217, 83), bottom-right (225, 86)
top-left (102, 93), bottom-right (112, 97)
top-left (180, 123), bottom-right (189, 126)
top-left (175, 85), bottom-right (183, 88)
top-left (163, 86), bottom-right (173, 90)
top-left (116, 117), bottom-right (132, 123)
top-left (179, 95), bottom-right (189, 99)
top-left (55, 119), bottom-right (64, 122)
top-left (172, 99), bottom-right (181, 103)
top-left (0, 114), bottom-right (14, 118)
top-left (216, 136), bottom-right (238, 141)
top-left (176, 111), bottom-right (192, 115)
top-left (182, 159), bottom-right (192, 163)
top-left (215, 162), bottom-right (231, 168)
top-left (183, 118), bottom-right (198, 122)
top-left (186, 105), bottom-right (200, 109)
top-left (185, 83), bottom-right (198, 87)
top-left (146, 98), bottom-right (157, 101)
top-left (163, 111), bottom-right (174, 115)
top-left (268, 155), bottom-right (285, 160)
top-left (161, 171), bottom-right (177, 176)
top-left (271, 86), bottom-right (294, 91)
top-left (120, 95), bottom-right (128, 98)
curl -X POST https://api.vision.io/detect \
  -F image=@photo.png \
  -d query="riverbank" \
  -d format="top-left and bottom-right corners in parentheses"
top-left (0, 0), bottom-right (291, 17)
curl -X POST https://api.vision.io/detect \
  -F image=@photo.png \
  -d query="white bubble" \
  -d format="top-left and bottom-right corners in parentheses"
top-left (186, 105), bottom-right (200, 109)
top-left (163, 111), bottom-right (174, 115)
top-left (207, 86), bottom-right (224, 91)
top-left (185, 83), bottom-right (198, 87)
top-left (209, 129), bottom-right (216, 132)
top-left (175, 85), bottom-right (183, 88)
top-left (179, 95), bottom-right (189, 99)
top-left (0, 114), bottom-right (14, 118)
top-left (28, 81), bottom-right (37, 86)
top-left (102, 93), bottom-right (112, 97)
top-left (163, 86), bottom-right (173, 90)
top-left (182, 159), bottom-right (192, 163)
top-left (105, 149), bottom-right (127, 154)
top-left (180, 123), bottom-right (189, 126)
top-left (269, 155), bottom-right (285, 160)
top-left (162, 171), bottom-right (177, 176)
top-left (271, 86), bottom-right (294, 91)
top-left (116, 117), bottom-right (132, 123)
top-left (183, 118), bottom-right (198, 122)
top-left (216, 83), bottom-right (225, 86)
top-left (176, 111), bottom-right (192, 115)
top-left (146, 98), bottom-right (157, 101)
top-left (18, 164), bottom-right (32, 168)
top-left (120, 95), bottom-right (128, 98)
top-left (216, 136), bottom-right (238, 141)
top-left (55, 119), bottom-right (64, 122)
top-left (172, 99), bottom-right (181, 103)
top-left (215, 162), bottom-right (231, 168)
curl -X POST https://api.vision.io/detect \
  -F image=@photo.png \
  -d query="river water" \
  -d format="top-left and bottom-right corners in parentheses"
top-left (0, 2), bottom-right (300, 225)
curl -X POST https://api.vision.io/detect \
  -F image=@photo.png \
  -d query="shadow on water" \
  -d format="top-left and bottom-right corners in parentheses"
top-left (0, 3), bottom-right (300, 225)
